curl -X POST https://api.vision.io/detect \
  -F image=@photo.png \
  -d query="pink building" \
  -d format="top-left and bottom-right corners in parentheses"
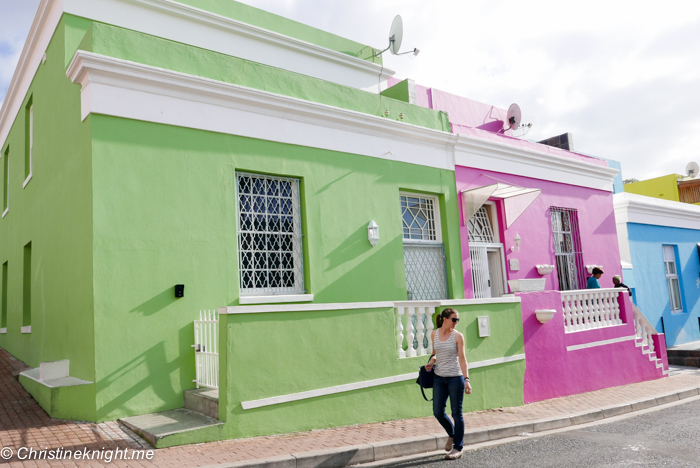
top-left (386, 78), bottom-right (668, 403)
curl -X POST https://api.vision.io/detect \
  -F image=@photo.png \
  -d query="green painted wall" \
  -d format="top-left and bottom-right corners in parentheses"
top-left (219, 301), bottom-right (524, 439)
top-left (624, 174), bottom-right (681, 201)
top-left (173, 0), bottom-right (381, 63)
top-left (381, 78), bottom-right (412, 103)
top-left (76, 21), bottom-right (449, 132)
top-left (89, 115), bottom-right (463, 421)
top-left (0, 18), bottom-right (95, 384)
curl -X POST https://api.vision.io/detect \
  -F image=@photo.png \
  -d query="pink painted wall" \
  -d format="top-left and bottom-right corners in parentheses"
top-left (384, 79), bottom-right (608, 167)
top-left (519, 291), bottom-right (666, 403)
top-left (456, 167), bottom-right (622, 298)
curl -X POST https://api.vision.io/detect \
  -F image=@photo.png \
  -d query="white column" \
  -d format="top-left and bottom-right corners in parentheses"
top-left (397, 306), bottom-right (406, 358)
top-left (416, 307), bottom-right (427, 356)
top-left (406, 306), bottom-right (417, 358)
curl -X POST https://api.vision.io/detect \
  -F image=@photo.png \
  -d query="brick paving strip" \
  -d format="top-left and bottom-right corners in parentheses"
top-left (2, 346), bottom-right (700, 468)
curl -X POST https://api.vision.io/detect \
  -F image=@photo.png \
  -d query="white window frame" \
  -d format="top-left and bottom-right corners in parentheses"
top-left (236, 172), bottom-right (308, 301)
top-left (23, 104), bottom-right (32, 188)
top-left (2, 147), bottom-right (8, 218)
top-left (468, 202), bottom-right (507, 298)
top-left (400, 192), bottom-right (442, 245)
top-left (663, 245), bottom-right (683, 313)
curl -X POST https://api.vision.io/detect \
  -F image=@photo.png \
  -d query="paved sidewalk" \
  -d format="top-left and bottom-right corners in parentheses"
top-left (2, 345), bottom-right (700, 467)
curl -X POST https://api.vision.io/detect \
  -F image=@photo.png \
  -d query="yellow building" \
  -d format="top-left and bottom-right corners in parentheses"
top-left (625, 174), bottom-right (700, 205)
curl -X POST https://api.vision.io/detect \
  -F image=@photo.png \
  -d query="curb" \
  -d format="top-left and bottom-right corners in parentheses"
top-left (201, 386), bottom-right (700, 468)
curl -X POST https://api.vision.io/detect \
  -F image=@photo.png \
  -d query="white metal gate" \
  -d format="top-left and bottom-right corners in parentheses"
top-left (193, 309), bottom-right (219, 389)
top-left (470, 244), bottom-right (507, 298)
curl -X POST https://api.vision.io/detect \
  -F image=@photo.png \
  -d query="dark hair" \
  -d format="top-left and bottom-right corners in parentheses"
top-left (436, 308), bottom-right (458, 328)
top-left (592, 267), bottom-right (604, 275)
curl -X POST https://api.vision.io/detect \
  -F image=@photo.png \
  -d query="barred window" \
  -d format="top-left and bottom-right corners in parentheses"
top-left (237, 173), bottom-right (304, 296)
top-left (468, 206), bottom-right (495, 243)
top-left (400, 193), bottom-right (447, 300)
top-left (550, 207), bottom-right (586, 291)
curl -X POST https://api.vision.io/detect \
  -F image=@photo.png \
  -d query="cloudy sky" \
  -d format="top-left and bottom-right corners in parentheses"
top-left (2, 0), bottom-right (699, 180)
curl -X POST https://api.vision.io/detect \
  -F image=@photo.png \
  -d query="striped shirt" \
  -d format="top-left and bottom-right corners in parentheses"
top-left (434, 330), bottom-right (462, 377)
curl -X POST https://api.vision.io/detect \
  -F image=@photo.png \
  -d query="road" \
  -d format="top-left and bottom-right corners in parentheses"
top-left (390, 398), bottom-right (700, 468)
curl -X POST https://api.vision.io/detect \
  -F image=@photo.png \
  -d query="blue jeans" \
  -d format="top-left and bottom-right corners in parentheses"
top-left (432, 375), bottom-right (465, 451)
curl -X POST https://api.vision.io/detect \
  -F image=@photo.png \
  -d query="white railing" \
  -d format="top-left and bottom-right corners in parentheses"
top-left (632, 303), bottom-right (657, 356)
top-left (395, 302), bottom-right (436, 358)
top-left (193, 309), bottom-right (219, 389)
top-left (561, 288), bottom-right (625, 333)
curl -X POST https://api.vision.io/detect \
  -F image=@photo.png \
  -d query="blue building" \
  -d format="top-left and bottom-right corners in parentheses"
top-left (614, 192), bottom-right (700, 346)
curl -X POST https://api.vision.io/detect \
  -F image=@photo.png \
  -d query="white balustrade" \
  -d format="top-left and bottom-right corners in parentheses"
top-left (561, 288), bottom-right (625, 333)
top-left (395, 302), bottom-right (439, 358)
top-left (632, 303), bottom-right (657, 356)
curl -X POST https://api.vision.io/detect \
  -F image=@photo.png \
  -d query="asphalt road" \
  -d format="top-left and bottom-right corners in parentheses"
top-left (391, 398), bottom-right (700, 468)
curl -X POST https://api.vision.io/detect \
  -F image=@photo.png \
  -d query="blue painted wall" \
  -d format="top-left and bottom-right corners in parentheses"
top-left (603, 158), bottom-right (624, 194)
top-left (628, 222), bottom-right (700, 346)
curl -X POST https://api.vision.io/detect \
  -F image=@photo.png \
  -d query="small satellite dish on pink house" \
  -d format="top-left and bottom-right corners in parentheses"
top-left (503, 103), bottom-right (522, 132)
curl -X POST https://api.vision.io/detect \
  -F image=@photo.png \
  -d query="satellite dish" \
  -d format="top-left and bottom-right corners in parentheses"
top-left (505, 103), bottom-right (522, 131)
top-left (389, 15), bottom-right (404, 55)
top-left (686, 161), bottom-right (699, 178)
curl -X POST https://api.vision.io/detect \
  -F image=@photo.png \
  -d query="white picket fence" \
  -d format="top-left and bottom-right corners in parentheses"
top-left (395, 302), bottom-right (436, 358)
top-left (193, 309), bottom-right (219, 389)
top-left (561, 288), bottom-right (624, 333)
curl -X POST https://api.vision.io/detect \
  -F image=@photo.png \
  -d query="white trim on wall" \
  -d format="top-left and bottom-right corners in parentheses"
top-left (0, 328), bottom-right (7, 334)
top-left (0, 0), bottom-right (62, 150)
top-left (454, 137), bottom-right (618, 192)
top-left (66, 51), bottom-right (620, 192)
top-left (63, 0), bottom-right (393, 92)
top-left (240, 354), bottom-right (525, 410)
top-left (67, 51), bottom-right (457, 171)
top-left (239, 294), bottom-right (314, 305)
top-left (566, 335), bottom-right (636, 351)
top-left (21, 326), bottom-right (32, 334)
top-left (614, 192), bottom-right (700, 231)
top-left (221, 297), bottom-right (521, 315)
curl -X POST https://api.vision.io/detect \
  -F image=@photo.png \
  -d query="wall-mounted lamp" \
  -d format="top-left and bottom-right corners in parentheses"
top-left (175, 284), bottom-right (185, 298)
top-left (511, 232), bottom-right (522, 252)
top-left (368, 220), bottom-right (380, 247)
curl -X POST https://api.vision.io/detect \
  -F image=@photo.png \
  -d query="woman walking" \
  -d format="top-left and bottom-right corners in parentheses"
top-left (425, 308), bottom-right (472, 460)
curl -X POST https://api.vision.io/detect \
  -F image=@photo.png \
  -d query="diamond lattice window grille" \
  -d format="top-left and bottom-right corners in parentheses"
top-left (404, 243), bottom-right (448, 300)
top-left (467, 206), bottom-right (495, 243)
top-left (401, 195), bottom-right (438, 241)
top-left (237, 173), bottom-right (305, 296)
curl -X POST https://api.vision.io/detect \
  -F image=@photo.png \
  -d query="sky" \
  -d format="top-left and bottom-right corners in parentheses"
top-left (1, 0), bottom-right (699, 181)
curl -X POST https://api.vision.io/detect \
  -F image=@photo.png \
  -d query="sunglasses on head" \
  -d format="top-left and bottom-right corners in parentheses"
top-left (450, 317), bottom-right (460, 323)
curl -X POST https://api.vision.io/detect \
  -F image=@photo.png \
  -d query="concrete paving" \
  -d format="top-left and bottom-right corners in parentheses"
top-left (3, 345), bottom-right (700, 467)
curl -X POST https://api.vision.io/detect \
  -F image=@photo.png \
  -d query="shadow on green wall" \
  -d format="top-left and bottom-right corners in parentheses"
top-left (129, 287), bottom-right (177, 315)
top-left (96, 325), bottom-right (193, 421)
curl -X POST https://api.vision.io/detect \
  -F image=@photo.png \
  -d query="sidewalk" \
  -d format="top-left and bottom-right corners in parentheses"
top-left (2, 345), bottom-right (700, 468)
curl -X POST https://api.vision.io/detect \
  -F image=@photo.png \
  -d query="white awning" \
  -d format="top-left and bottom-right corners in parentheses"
top-left (462, 183), bottom-right (541, 228)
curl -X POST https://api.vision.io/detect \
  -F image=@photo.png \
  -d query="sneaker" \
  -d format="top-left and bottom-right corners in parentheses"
top-left (445, 449), bottom-right (463, 460)
top-left (444, 437), bottom-right (453, 451)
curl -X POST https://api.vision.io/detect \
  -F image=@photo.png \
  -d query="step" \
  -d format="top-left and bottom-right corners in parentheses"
top-left (184, 387), bottom-right (219, 419)
top-left (668, 356), bottom-right (700, 368)
top-left (667, 349), bottom-right (700, 359)
top-left (119, 408), bottom-right (223, 448)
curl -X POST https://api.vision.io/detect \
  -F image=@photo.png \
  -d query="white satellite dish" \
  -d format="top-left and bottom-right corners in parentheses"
top-left (686, 161), bottom-right (699, 178)
top-left (504, 103), bottom-right (522, 132)
top-left (389, 15), bottom-right (404, 55)
top-left (374, 15), bottom-right (418, 58)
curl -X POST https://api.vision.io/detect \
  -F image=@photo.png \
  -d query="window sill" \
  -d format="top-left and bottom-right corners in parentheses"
top-left (239, 294), bottom-right (314, 305)
top-left (23, 173), bottom-right (32, 188)
top-left (0, 327), bottom-right (6, 334)
top-left (21, 326), bottom-right (31, 334)
top-left (2, 208), bottom-right (7, 219)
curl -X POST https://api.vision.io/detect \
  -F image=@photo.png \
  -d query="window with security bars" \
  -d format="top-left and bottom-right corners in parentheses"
top-left (468, 207), bottom-right (495, 243)
top-left (400, 194), bottom-right (447, 300)
top-left (550, 207), bottom-right (586, 291)
top-left (237, 173), bottom-right (304, 296)
top-left (663, 245), bottom-right (683, 313)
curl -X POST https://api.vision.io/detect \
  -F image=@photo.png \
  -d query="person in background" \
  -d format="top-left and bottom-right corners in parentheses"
top-left (587, 267), bottom-right (604, 289)
top-left (612, 275), bottom-right (632, 298)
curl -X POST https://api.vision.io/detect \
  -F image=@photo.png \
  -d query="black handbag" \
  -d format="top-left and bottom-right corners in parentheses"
top-left (416, 355), bottom-right (435, 401)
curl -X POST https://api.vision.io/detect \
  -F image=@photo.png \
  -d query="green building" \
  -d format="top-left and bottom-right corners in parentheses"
top-left (0, 0), bottom-right (526, 445)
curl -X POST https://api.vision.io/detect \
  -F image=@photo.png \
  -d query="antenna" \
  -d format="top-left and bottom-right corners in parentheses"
top-left (503, 103), bottom-right (522, 132)
top-left (686, 162), bottom-right (699, 178)
top-left (374, 15), bottom-right (419, 58)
